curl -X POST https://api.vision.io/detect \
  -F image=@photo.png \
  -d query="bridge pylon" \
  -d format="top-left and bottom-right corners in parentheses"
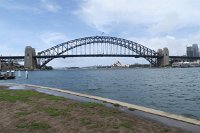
top-left (24, 46), bottom-right (37, 70)
top-left (157, 48), bottom-right (169, 67)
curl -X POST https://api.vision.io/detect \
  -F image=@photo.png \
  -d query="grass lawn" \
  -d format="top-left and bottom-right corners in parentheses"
top-left (0, 86), bottom-right (189, 133)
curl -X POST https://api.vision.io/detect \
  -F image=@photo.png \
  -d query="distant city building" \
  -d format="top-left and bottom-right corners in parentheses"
top-left (186, 44), bottom-right (199, 57)
top-left (187, 46), bottom-right (193, 57)
top-left (192, 44), bottom-right (199, 57)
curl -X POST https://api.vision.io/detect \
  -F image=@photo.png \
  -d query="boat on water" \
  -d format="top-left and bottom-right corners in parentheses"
top-left (172, 61), bottom-right (200, 68)
top-left (0, 70), bottom-right (16, 80)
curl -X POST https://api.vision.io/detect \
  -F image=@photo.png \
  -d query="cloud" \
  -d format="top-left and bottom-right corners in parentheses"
top-left (39, 32), bottom-right (69, 49)
top-left (0, 23), bottom-right (38, 56)
top-left (128, 34), bottom-right (200, 56)
top-left (40, 0), bottom-right (61, 13)
top-left (74, 0), bottom-right (200, 60)
top-left (0, 0), bottom-right (61, 13)
top-left (76, 0), bottom-right (200, 35)
top-left (0, 1), bottom-right (40, 13)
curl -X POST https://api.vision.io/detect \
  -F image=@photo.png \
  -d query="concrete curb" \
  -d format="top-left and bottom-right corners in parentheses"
top-left (1, 83), bottom-right (200, 126)
top-left (23, 84), bottom-right (200, 126)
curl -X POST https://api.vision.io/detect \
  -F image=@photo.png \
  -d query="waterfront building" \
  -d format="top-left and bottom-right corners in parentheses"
top-left (187, 46), bottom-right (193, 57)
top-left (186, 44), bottom-right (199, 57)
top-left (192, 44), bottom-right (199, 57)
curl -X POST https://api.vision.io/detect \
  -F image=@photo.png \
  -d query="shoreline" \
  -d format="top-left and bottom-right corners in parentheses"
top-left (0, 83), bottom-right (200, 133)
top-left (22, 84), bottom-right (200, 125)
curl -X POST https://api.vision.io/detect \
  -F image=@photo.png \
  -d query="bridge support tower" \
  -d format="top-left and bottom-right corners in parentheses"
top-left (24, 46), bottom-right (37, 70)
top-left (157, 48), bottom-right (169, 67)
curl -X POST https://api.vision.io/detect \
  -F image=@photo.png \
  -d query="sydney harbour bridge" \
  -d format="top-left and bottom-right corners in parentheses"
top-left (0, 36), bottom-right (198, 69)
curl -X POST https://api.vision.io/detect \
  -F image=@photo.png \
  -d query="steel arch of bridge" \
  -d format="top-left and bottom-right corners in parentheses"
top-left (38, 36), bottom-right (159, 67)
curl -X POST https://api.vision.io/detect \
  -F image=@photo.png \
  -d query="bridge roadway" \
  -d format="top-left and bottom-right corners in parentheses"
top-left (0, 56), bottom-right (24, 59)
top-left (0, 55), bottom-right (159, 60)
top-left (1, 55), bottom-right (200, 60)
top-left (35, 54), bottom-right (160, 59)
top-left (169, 56), bottom-right (200, 59)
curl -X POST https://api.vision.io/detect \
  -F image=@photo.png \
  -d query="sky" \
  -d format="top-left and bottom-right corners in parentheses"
top-left (1, 0), bottom-right (200, 67)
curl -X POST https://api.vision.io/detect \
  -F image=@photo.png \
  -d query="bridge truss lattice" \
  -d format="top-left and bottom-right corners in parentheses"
top-left (38, 36), bottom-right (159, 67)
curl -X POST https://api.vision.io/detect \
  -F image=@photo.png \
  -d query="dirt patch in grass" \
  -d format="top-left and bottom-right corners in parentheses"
top-left (0, 86), bottom-right (191, 133)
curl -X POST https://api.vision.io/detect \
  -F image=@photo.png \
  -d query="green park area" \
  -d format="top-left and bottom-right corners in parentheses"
top-left (0, 86), bottom-right (189, 133)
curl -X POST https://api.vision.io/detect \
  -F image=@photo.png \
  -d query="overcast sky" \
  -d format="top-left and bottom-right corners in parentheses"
top-left (1, 0), bottom-right (200, 67)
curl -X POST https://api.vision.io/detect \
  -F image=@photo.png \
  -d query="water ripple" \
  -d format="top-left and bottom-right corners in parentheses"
top-left (1, 68), bottom-right (200, 119)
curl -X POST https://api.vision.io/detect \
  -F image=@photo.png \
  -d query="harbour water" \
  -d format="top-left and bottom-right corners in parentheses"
top-left (1, 68), bottom-right (200, 120)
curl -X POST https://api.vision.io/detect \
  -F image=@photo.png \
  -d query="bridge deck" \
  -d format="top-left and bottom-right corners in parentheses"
top-left (0, 55), bottom-right (160, 60)
top-left (169, 56), bottom-right (200, 59)
top-left (35, 54), bottom-right (160, 59)
top-left (1, 55), bottom-right (200, 60)
top-left (0, 56), bottom-right (24, 59)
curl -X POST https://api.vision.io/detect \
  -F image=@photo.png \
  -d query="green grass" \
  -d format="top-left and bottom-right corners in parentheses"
top-left (0, 89), bottom-right (66, 103)
top-left (44, 102), bottom-right (103, 117)
top-left (80, 118), bottom-right (92, 125)
top-left (0, 89), bottom-right (32, 102)
top-left (63, 102), bottom-right (103, 109)
top-left (79, 102), bottom-right (103, 108)
top-left (99, 109), bottom-right (121, 117)
top-left (128, 107), bottom-right (136, 111)
top-left (44, 103), bottom-right (87, 117)
top-left (63, 103), bottom-right (78, 111)
top-left (15, 111), bottom-right (31, 117)
top-left (44, 107), bottom-right (63, 116)
top-left (90, 122), bottom-right (102, 128)
top-left (16, 122), bottom-right (50, 130)
top-left (113, 122), bottom-right (132, 129)
top-left (119, 122), bottom-right (132, 129)
top-left (44, 107), bottom-right (69, 117)
top-left (113, 103), bottom-right (120, 107)
top-left (41, 95), bottom-right (66, 101)
top-left (80, 118), bottom-right (102, 128)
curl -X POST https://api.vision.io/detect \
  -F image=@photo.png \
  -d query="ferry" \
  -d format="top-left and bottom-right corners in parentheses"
top-left (0, 70), bottom-right (16, 80)
top-left (172, 62), bottom-right (200, 68)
